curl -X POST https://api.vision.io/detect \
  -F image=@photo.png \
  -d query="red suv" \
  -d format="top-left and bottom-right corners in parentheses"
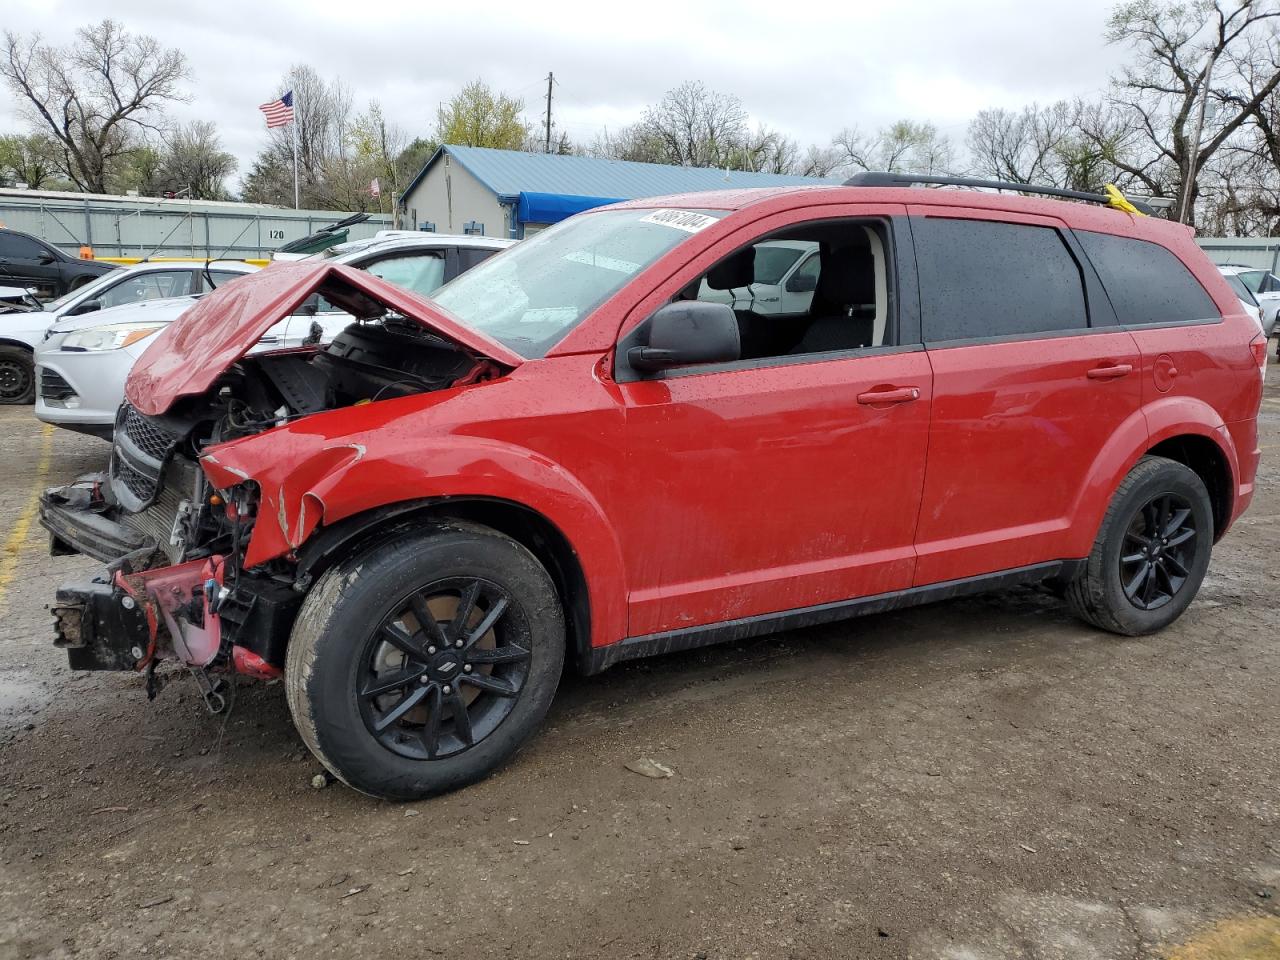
top-left (42, 175), bottom-right (1264, 800)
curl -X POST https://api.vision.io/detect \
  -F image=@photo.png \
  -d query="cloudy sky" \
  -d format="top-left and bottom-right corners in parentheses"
top-left (4, 0), bottom-right (1132, 187)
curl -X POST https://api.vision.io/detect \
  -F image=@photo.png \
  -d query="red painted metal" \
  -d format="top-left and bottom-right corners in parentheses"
top-left (149, 186), bottom-right (1258, 653)
top-left (232, 646), bottom-right (283, 679)
top-left (125, 260), bottom-right (523, 417)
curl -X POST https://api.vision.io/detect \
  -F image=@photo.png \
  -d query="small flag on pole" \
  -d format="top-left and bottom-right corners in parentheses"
top-left (258, 90), bottom-right (295, 128)
top-left (369, 177), bottom-right (381, 197)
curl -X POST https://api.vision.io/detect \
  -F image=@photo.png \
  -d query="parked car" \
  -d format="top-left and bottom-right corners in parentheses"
top-left (0, 228), bottom-right (116, 300)
top-left (697, 239), bottom-right (820, 315)
top-left (41, 176), bottom-right (1262, 801)
top-left (1218, 267), bottom-right (1267, 337)
top-left (34, 235), bottom-right (512, 434)
top-left (0, 285), bottom-right (42, 313)
top-left (1218, 264), bottom-right (1276, 337)
top-left (0, 260), bottom-right (259, 406)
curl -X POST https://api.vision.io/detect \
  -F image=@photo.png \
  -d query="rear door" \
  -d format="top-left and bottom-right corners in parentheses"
top-left (910, 207), bottom-right (1142, 585)
top-left (0, 232), bottom-right (62, 299)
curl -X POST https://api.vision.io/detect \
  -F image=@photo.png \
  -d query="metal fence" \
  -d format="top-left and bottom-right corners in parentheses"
top-left (0, 191), bottom-right (394, 260)
top-left (1197, 237), bottom-right (1280, 273)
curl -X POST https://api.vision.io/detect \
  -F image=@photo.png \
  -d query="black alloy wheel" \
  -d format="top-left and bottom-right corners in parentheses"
top-left (1118, 493), bottom-right (1197, 611)
top-left (358, 578), bottom-right (532, 761)
top-left (1066, 455), bottom-right (1213, 636)
top-left (286, 521), bottom-right (565, 800)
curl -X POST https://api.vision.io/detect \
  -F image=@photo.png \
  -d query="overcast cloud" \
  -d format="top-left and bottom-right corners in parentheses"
top-left (3, 0), bottom-right (1131, 187)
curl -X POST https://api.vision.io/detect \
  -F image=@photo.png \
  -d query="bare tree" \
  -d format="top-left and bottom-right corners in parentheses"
top-left (160, 121), bottom-right (235, 199)
top-left (1101, 0), bottom-right (1280, 223)
top-left (629, 81), bottom-right (750, 168)
top-left (1, 20), bottom-right (188, 193)
top-left (832, 120), bottom-right (955, 175)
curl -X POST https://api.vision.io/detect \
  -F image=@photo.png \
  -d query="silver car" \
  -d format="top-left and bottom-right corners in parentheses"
top-left (35, 235), bottom-right (514, 437)
top-left (0, 260), bottom-right (254, 405)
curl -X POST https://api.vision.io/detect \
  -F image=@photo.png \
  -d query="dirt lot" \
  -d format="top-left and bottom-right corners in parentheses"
top-left (0, 386), bottom-right (1277, 960)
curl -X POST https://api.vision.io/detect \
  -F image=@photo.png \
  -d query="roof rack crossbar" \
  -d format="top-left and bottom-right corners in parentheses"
top-left (843, 171), bottom-right (1153, 215)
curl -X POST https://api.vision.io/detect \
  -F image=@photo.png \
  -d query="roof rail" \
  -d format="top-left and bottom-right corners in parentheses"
top-left (843, 171), bottom-right (1154, 216)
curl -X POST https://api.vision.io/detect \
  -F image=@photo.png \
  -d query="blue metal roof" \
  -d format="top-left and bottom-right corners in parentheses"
top-left (402, 145), bottom-right (833, 207)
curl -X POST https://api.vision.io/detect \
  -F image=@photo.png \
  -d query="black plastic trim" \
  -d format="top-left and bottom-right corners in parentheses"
top-left (582, 560), bottom-right (1084, 674)
top-left (39, 494), bottom-right (151, 563)
top-left (844, 171), bottom-right (1156, 215)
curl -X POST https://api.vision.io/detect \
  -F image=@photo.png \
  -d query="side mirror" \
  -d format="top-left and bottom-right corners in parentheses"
top-left (67, 299), bottom-right (102, 316)
top-left (628, 301), bottom-right (740, 372)
top-left (37, 251), bottom-right (57, 265)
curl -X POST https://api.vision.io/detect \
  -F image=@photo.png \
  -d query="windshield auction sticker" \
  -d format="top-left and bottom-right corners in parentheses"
top-left (638, 209), bottom-right (720, 233)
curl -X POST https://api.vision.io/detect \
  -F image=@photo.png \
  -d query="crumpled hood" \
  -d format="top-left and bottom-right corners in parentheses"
top-left (125, 261), bottom-right (523, 416)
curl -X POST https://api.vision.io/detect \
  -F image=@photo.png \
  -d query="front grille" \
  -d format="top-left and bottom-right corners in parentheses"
top-left (112, 455), bottom-right (156, 503)
top-left (121, 405), bottom-right (180, 460)
top-left (39, 368), bottom-right (77, 404)
top-left (110, 404), bottom-right (183, 512)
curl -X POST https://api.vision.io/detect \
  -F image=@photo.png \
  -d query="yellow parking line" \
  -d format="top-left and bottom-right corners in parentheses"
top-left (0, 424), bottom-right (54, 613)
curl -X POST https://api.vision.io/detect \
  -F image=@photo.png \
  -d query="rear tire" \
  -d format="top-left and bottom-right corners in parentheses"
top-left (0, 346), bottom-right (35, 405)
top-left (286, 521), bottom-right (565, 801)
top-left (1066, 456), bottom-right (1212, 635)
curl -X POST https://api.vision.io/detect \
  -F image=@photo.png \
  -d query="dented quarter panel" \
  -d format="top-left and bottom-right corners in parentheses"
top-left (199, 355), bottom-right (633, 648)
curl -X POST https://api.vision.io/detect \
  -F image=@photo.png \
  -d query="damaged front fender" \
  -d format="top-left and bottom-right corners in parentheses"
top-left (203, 441), bottom-right (368, 566)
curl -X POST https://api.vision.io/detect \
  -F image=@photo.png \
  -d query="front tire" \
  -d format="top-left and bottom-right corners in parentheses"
top-left (1066, 456), bottom-right (1213, 635)
top-left (285, 521), bottom-right (565, 800)
top-left (0, 346), bottom-right (35, 405)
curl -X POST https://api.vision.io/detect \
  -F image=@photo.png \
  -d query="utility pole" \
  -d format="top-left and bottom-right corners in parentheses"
top-left (544, 72), bottom-right (554, 154)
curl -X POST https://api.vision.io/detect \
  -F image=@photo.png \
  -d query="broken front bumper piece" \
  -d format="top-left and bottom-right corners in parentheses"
top-left (42, 488), bottom-right (288, 684)
top-left (51, 556), bottom-right (226, 672)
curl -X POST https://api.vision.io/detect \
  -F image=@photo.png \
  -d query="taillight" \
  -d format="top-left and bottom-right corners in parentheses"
top-left (1250, 333), bottom-right (1267, 381)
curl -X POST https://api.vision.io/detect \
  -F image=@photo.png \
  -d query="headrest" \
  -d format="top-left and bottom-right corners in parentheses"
top-left (816, 245), bottom-right (875, 305)
top-left (705, 247), bottom-right (755, 291)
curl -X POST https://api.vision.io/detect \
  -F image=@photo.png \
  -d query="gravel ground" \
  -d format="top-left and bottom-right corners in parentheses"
top-left (0, 381), bottom-right (1277, 960)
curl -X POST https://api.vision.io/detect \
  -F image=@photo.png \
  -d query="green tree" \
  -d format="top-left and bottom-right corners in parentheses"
top-left (434, 80), bottom-right (529, 149)
top-left (0, 132), bottom-right (63, 188)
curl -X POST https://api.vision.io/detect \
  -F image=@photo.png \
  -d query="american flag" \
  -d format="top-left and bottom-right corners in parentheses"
top-left (258, 90), bottom-right (295, 128)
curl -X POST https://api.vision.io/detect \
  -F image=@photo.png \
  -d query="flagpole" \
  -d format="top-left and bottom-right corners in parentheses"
top-left (291, 114), bottom-right (300, 210)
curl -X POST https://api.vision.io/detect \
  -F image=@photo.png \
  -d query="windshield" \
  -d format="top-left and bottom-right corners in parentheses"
top-left (1237, 270), bottom-right (1265, 293)
top-left (1224, 274), bottom-right (1258, 306)
top-left (430, 207), bottom-right (728, 358)
top-left (44, 268), bottom-right (122, 311)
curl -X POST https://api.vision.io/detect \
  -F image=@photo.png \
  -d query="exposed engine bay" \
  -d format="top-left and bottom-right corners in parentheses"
top-left (41, 304), bottom-right (500, 709)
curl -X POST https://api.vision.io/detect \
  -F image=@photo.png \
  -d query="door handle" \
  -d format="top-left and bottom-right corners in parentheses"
top-left (1086, 363), bottom-right (1132, 380)
top-left (857, 386), bottom-right (921, 405)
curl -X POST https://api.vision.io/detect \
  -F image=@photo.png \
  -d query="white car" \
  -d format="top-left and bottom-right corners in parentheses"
top-left (35, 234), bottom-right (514, 437)
top-left (0, 260), bottom-right (257, 405)
top-left (1216, 265), bottom-right (1269, 337)
top-left (1218, 264), bottom-right (1279, 337)
top-left (698, 240), bottom-right (820, 315)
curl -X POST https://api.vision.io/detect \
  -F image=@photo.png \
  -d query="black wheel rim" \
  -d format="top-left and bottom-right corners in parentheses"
top-left (356, 577), bottom-right (532, 761)
top-left (1119, 493), bottom-right (1197, 611)
top-left (0, 357), bottom-right (31, 401)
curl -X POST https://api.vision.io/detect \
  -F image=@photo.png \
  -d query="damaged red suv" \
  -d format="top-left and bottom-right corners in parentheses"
top-left (42, 174), bottom-right (1263, 800)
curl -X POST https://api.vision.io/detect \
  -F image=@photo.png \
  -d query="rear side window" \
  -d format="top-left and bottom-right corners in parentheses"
top-left (458, 247), bottom-right (498, 271)
top-left (1076, 231), bottom-right (1219, 326)
top-left (914, 218), bottom-right (1088, 343)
